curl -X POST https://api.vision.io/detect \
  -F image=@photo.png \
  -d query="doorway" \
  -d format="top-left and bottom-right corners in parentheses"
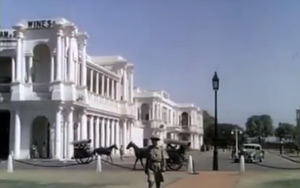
top-left (31, 116), bottom-right (50, 159)
top-left (0, 111), bottom-right (10, 159)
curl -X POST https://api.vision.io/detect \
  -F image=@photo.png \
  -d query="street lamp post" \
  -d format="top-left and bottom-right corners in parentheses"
top-left (231, 128), bottom-right (243, 157)
top-left (212, 72), bottom-right (219, 171)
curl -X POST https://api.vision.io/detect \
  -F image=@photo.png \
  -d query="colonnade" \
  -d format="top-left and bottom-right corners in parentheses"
top-left (86, 68), bottom-right (119, 101)
top-left (53, 108), bottom-right (134, 159)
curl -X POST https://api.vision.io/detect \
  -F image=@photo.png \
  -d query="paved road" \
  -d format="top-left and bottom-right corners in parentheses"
top-left (1, 150), bottom-right (300, 172)
top-left (191, 150), bottom-right (300, 172)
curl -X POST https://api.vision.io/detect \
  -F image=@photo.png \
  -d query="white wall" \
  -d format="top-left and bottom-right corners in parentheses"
top-left (131, 126), bottom-right (143, 148)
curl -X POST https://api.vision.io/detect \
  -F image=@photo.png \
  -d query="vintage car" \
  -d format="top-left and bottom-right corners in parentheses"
top-left (236, 144), bottom-right (264, 163)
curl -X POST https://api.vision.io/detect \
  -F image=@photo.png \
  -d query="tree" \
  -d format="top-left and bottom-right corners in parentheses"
top-left (245, 114), bottom-right (274, 142)
top-left (217, 123), bottom-right (245, 147)
top-left (275, 123), bottom-right (295, 140)
top-left (203, 110), bottom-right (214, 145)
top-left (204, 121), bottom-right (245, 147)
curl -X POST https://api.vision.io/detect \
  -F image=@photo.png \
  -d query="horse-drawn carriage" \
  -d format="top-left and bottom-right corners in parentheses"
top-left (71, 139), bottom-right (118, 164)
top-left (164, 139), bottom-right (191, 171)
top-left (71, 139), bottom-right (94, 164)
top-left (127, 139), bottom-right (191, 171)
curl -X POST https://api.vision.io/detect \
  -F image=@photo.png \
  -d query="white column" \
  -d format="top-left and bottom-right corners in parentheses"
top-left (81, 111), bottom-right (87, 139)
top-left (127, 121), bottom-right (133, 144)
top-left (101, 118), bottom-right (105, 147)
top-left (106, 77), bottom-right (110, 98)
top-left (112, 80), bottom-right (115, 100)
top-left (96, 72), bottom-right (99, 94)
top-left (50, 55), bottom-right (54, 82)
top-left (63, 121), bottom-right (67, 158)
top-left (76, 61), bottom-right (79, 85)
top-left (152, 103), bottom-right (156, 120)
top-left (67, 107), bottom-right (74, 159)
top-left (116, 81), bottom-right (120, 100)
top-left (191, 134), bottom-right (194, 149)
top-left (129, 71), bottom-right (134, 103)
top-left (55, 107), bottom-right (63, 159)
top-left (90, 69), bottom-right (94, 92)
top-left (81, 39), bottom-right (87, 86)
top-left (101, 75), bottom-right (105, 96)
top-left (28, 55), bottom-right (33, 83)
top-left (89, 116), bottom-right (94, 148)
top-left (68, 32), bottom-right (74, 82)
top-left (56, 30), bottom-right (63, 81)
top-left (106, 119), bottom-right (111, 147)
top-left (16, 31), bottom-right (23, 82)
top-left (115, 120), bottom-right (120, 154)
top-left (76, 123), bottom-right (80, 141)
top-left (123, 69), bottom-right (128, 101)
top-left (123, 120), bottom-right (127, 147)
top-left (95, 117), bottom-right (100, 148)
top-left (61, 36), bottom-right (66, 81)
top-left (11, 57), bottom-right (15, 82)
top-left (111, 120), bottom-right (115, 146)
top-left (13, 110), bottom-right (21, 159)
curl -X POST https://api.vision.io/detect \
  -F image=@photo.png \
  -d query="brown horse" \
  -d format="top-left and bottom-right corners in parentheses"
top-left (93, 144), bottom-right (118, 163)
top-left (126, 141), bottom-right (147, 169)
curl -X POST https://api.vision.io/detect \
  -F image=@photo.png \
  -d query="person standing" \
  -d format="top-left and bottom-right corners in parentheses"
top-left (120, 145), bottom-right (124, 161)
top-left (42, 141), bottom-right (47, 159)
top-left (145, 135), bottom-right (166, 188)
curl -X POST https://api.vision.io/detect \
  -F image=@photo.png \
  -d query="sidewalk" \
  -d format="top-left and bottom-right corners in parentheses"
top-left (166, 171), bottom-right (240, 188)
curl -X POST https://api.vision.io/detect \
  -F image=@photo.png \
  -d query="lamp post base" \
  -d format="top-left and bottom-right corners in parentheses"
top-left (213, 149), bottom-right (218, 171)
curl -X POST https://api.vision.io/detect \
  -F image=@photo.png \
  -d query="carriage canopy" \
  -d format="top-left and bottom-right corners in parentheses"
top-left (71, 139), bottom-right (91, 146)
top-left (164, 139), bottom-right (191, 147)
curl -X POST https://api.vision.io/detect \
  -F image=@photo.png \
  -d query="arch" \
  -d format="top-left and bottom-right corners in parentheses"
top-left (141, 103), bottom-right (150, 120)
top-left (31, 116), bottom-right (50, 159)
top-left (32, 43), bottom-right (51, 83)
top-left (181, 112), bottom-right (189, 126)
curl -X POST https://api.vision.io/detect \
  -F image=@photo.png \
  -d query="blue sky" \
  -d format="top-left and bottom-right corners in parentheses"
top-left (2, 0), bottom-right (300, 127)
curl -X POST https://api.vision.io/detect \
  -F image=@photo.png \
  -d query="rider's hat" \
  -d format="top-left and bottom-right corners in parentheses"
top-left (150, 134), bottom-right (161, 141)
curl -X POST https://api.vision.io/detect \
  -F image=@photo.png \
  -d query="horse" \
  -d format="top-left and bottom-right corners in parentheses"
top-left (126, 141), bottom-right (148, 169)
top-left (92, 144), bottom-right (118, 163)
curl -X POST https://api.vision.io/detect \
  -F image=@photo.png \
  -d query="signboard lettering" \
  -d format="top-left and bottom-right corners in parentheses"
top-left (27, 20), bottom-right (55, 29)
top-left (0, 30), bottom-right (16, 38)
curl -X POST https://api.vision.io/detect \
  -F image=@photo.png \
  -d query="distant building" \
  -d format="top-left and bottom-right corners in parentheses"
top-left (134, 88), bottom-right (203, 150)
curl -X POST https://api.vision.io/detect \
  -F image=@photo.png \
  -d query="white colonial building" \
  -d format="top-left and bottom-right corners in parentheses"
top-left (0, 18), bottom-right (136, 160)
top-left (134, 88), bottom-right (203, 150)
top-left (0, 18), bottom-right (203, 160)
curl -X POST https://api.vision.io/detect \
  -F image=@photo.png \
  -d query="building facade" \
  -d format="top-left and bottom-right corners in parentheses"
top-left (0, 18), bottom-right (203, 160)
top-left (0, 18), bottom-right (136, 160)
top-left (134, 88), bottom-right (203, 150)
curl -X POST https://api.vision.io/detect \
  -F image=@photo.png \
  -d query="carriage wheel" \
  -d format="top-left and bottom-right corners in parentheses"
top-left (167, 155), bottom-right (184, 171)
top-left (79, 156), bottom-right (93, 164)
top-left (75, 158), bottom-right (82, 164)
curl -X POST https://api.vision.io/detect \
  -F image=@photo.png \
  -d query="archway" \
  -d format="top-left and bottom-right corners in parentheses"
top-left (32, 43), bottom-right (51, 83)
top-left (181, 112), bottom-right (189, 126)
top-left (0, 111), bottom-right (10, 159)
top-left (141, 103), bottom-right (150, 120)
top-left (31, 116), bottom-right (50, 159)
